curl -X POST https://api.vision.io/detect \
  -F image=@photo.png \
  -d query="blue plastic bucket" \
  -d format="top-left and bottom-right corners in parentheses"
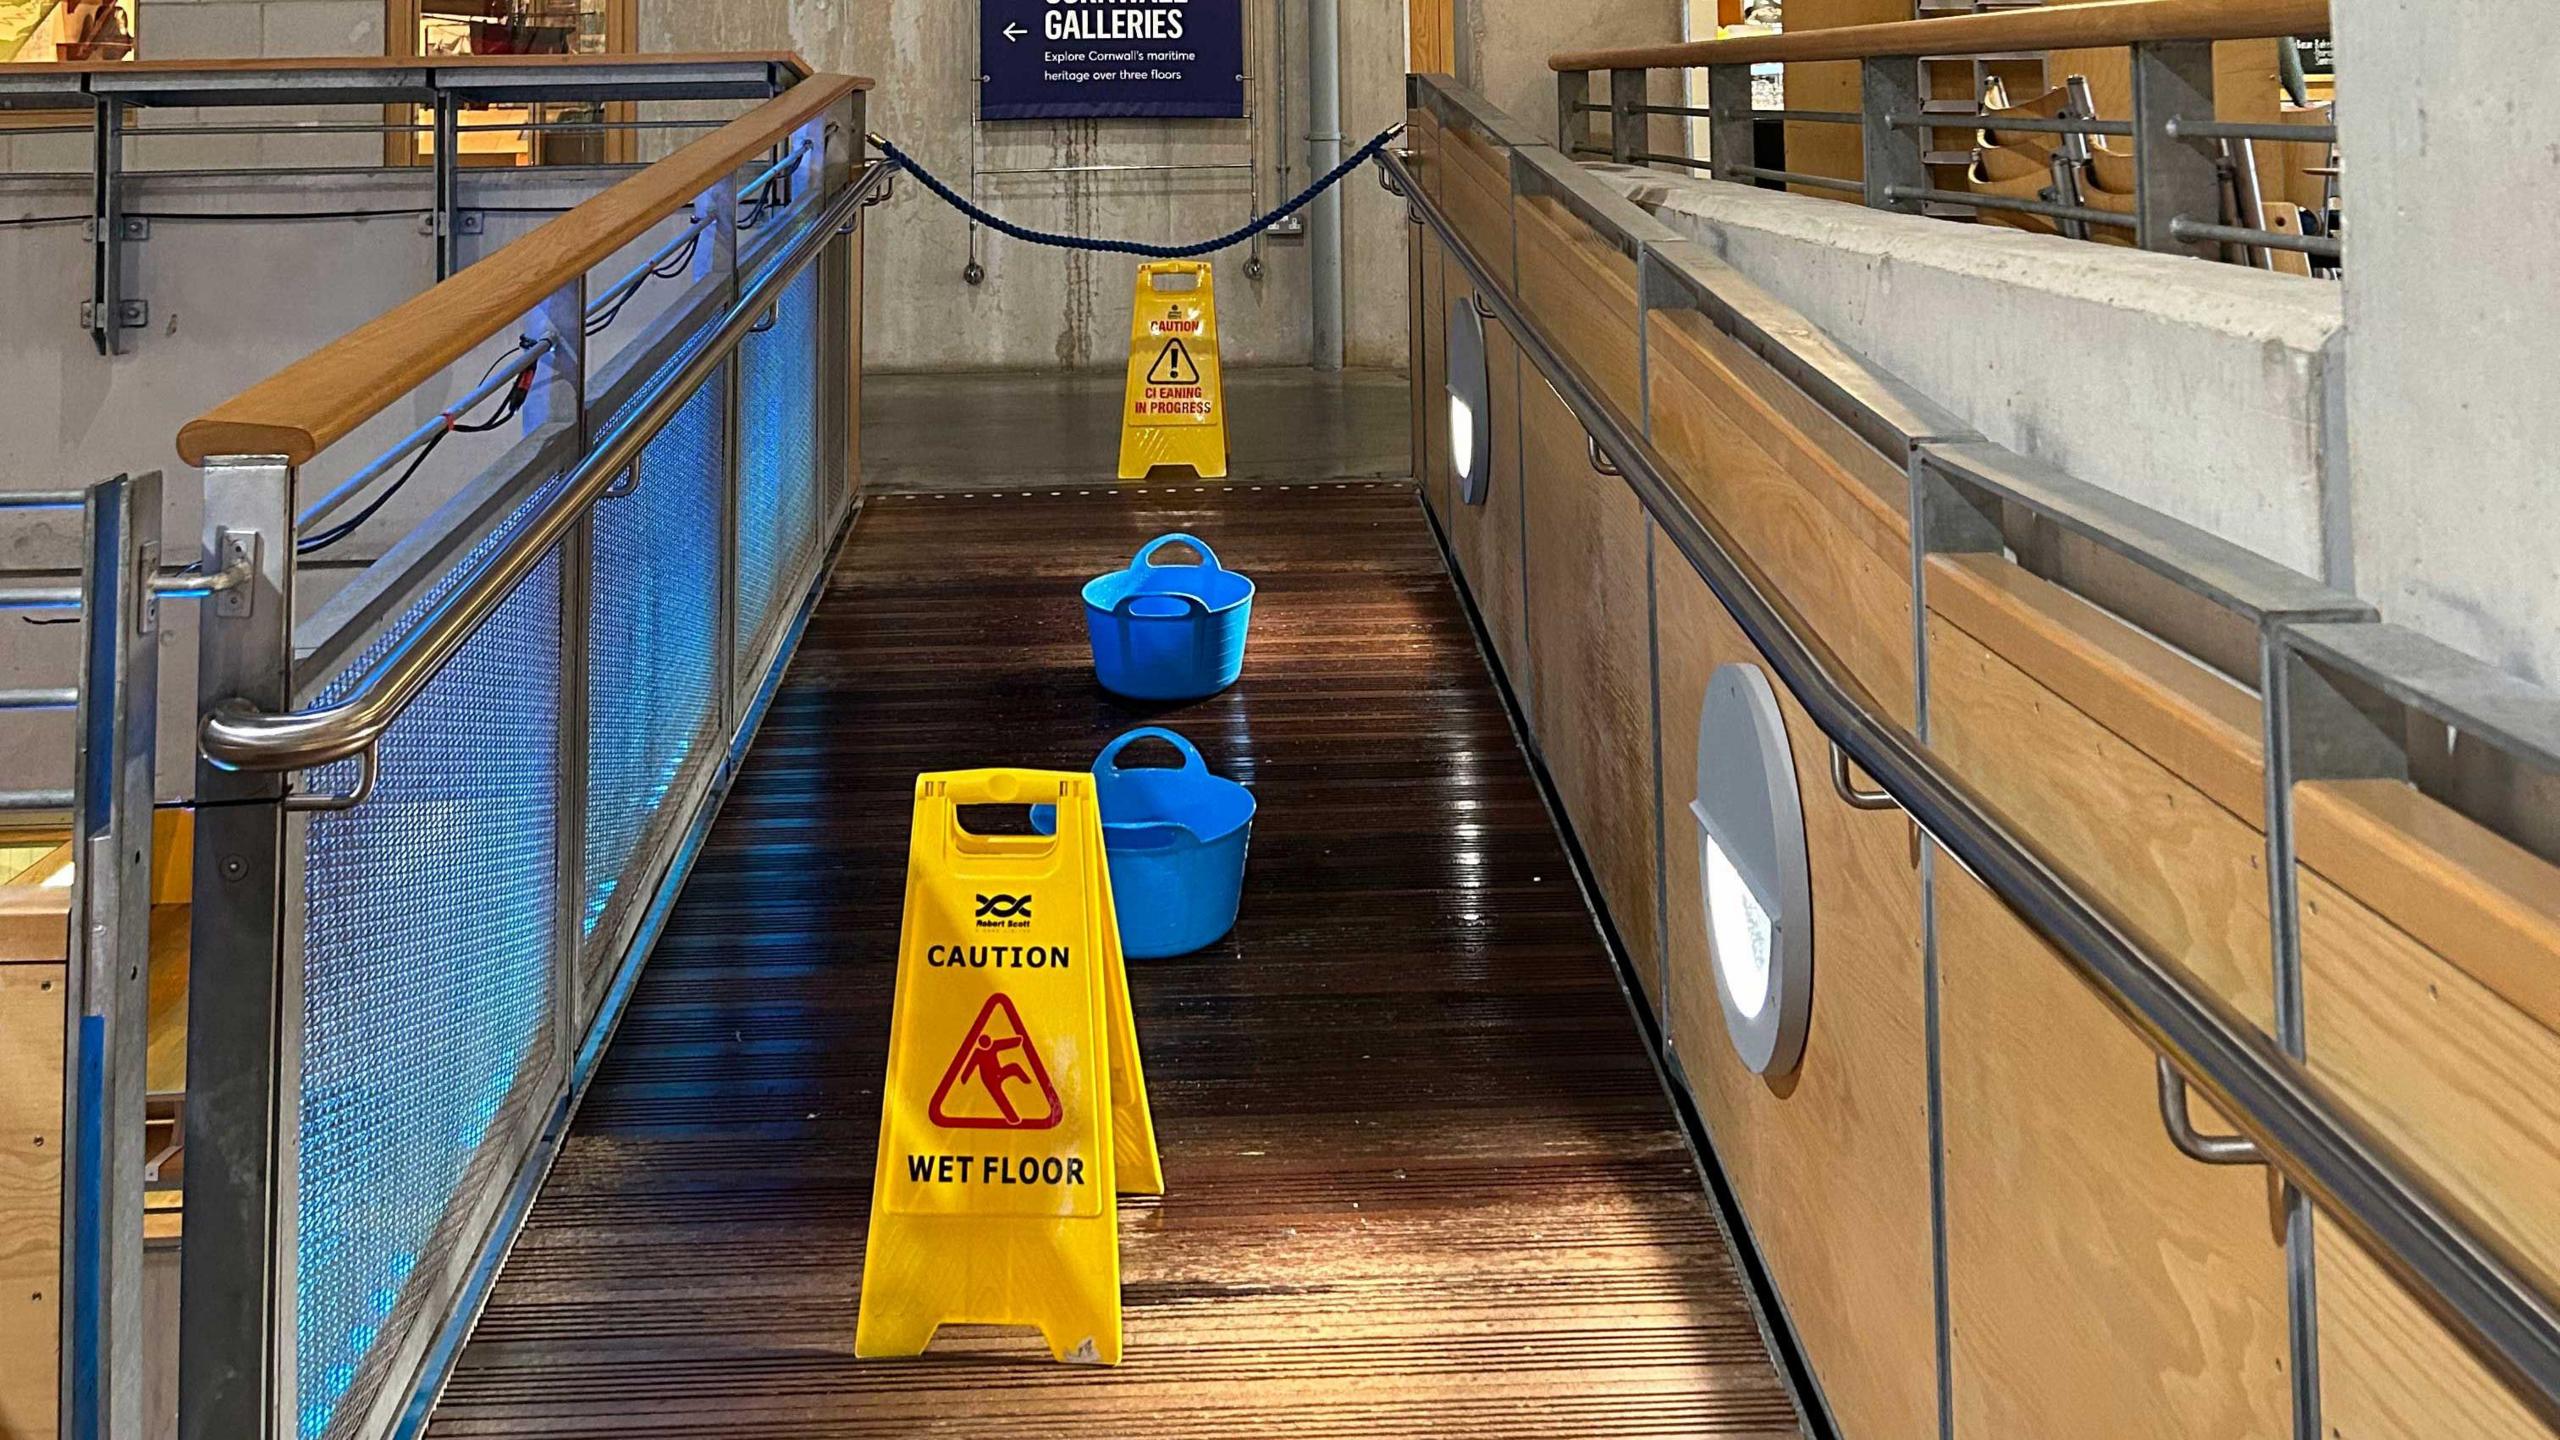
top-left (1080, 533), bottom-right (1255, 702)
top-left (1035, 727), bottom-right (1256, 959)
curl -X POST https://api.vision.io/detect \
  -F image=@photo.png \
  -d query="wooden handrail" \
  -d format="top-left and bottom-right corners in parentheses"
top-left (1550, 0), bottom-right (2327, 72)
top-left (175, 70), bottom-right (865, 467)
top-left (0, 51), bottom-right (812, 77)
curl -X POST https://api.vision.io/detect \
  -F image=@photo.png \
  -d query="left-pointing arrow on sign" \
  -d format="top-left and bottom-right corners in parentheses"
top-left (1003, 22), bottom-right (1026, 41)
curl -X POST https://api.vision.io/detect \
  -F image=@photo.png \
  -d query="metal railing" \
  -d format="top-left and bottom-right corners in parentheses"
top-left (1390, 73), bottom-right (2560, 1434)
top-left (0, 54), bottom-right (808, 352)
top-left (1548, 0), bottom-right (2337, 271)
top-left (167, 72), bottom-right (872, 1440)
top-left (0, 475), bottom-right (250, 1440)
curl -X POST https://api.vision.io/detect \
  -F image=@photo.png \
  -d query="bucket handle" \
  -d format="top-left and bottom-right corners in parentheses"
top-left (1096, 726), bottom-right (1211, 779)
top-left (1129, 532), bottom-right (1223, 574)
top-left (1111, 590), bottom-right (1211, 620)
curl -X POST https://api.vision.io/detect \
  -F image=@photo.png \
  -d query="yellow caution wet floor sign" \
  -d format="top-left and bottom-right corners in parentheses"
top-left (1118, 260), bottom-right (1227, 480)
top-left (855, 770), bottom-right (1161, 1364)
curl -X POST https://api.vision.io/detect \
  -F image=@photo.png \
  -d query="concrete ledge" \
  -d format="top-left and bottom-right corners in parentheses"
top-left (1591, 165), bottom-right (2348, 582)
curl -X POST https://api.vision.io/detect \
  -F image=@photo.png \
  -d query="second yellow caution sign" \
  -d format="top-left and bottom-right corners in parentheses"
top-left (854, 769), bottom-right (1161, 1364)
top-left (1117, 260), bottom-right (1228, 480)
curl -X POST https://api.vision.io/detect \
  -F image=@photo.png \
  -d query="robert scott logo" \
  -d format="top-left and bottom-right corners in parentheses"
top-left (975, 894), bottom-right (1033, 928)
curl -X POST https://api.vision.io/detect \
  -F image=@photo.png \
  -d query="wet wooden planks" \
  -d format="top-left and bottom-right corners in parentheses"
top-left (431, 482), bottom-right (1804, 1439)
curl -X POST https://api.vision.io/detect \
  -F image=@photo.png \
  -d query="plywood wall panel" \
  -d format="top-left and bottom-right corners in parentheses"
top-left (1926, 605), bottom-right (2293, 1439)
top-left (1655, 550), bottom-right (1936, 1440)
top-left (2318, 1215), bottom-right (2549, 1440)
top-left (1937, 865), bottom-right (2293, 1440)
top-left (1441, 124), bottom-right (1517, 288)
top-left (1513, 195), bottom-right (1642, 418)
top-left (1645, 309), bottom-right (1915, 729)
top-left (2302, 859), bottom-right (2560, 1314)
top-left (1924, 603), bottom-right (2272, 1027)
top-left (1408, 225), bottom-right (1429, 504)
top-left (1447, 317), bottom-right (1531, 691)
top-left (1420, 238), bottom-right (1452, 521)
top-left (1522, 376), bottom-right (1661, 1006)
top-left (0, 963), bottom-right (62, 1436)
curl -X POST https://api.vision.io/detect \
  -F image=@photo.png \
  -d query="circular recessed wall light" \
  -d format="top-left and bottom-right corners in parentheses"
top-left (1444, 290), bottom-right (1492, 505)
top-left (1689, 662), bottom-right (1814, 1078)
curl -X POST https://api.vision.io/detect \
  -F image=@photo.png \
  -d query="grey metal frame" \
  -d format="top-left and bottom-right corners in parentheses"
top-left (0, 58), bottom-right (798, 342)
top-left (176, 76), bottom-right (873, 1439)
top-left (1390, 78), bottom-right (2560, 1433)
top-left (2, 471), bottom-right (253, 1440)
top-left (1554, 23), bottom-right (2338, 271)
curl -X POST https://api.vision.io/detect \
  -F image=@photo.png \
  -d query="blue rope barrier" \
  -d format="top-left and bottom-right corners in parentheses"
top-left (868, 124), bottom-right (1406, 260)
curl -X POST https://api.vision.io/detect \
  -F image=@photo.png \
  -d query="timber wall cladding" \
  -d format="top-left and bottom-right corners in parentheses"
top-left (0, 962), bottom-right (63, 1435)
top-left (1645, 302), bottom-right (1934, 1439)
top-left (1519, 371), bottom-right (1660, 1009)
top-left (1407, 93), bottom-right (2560, 1440)
top-left (1654, 551), bottom-right (1936, 1440)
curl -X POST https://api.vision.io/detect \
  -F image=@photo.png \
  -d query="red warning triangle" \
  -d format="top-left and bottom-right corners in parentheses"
top-left (1147, 337), bottom-right (1201, 386)
top-left (926, 993), bottom-right (1064, 1130)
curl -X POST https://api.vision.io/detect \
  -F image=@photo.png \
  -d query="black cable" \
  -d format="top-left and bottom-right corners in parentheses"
top-left (295, 361), bottom-right (532, 556)
top-left (584, 226), bottom-right (704, 336)
top-left (871, 123), bottom-right (1405, 260)
top-left (0, 214), bottom-right (86, 230)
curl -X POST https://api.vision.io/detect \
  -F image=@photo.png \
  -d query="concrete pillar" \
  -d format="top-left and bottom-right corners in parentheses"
top-left (2337, 0), bottom-right (2560, 687)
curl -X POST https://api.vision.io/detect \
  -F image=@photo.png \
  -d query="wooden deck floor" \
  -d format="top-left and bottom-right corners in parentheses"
top-left (431, 483), bottom-right (1805, 1439)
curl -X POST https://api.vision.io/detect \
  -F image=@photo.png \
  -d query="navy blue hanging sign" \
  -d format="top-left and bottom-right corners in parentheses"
top-left (980, 0), bottom-right (1246, 121)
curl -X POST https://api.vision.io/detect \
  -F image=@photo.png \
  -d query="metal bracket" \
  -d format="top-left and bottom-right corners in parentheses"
top-left (2156, 1056), bottom-right (2265, 1166)
top-left (1587, 434), bottom-right (1622, 477)
top-left (208, 531), bottom-right (257, 618)
top-left (417, 210), bottom-right (485, 238)
top-left (1829, 741), bottom-right (1899, 811)
top-left (82, 215), bottom-right (148, 243)
top-left (80, 298), bottom-right (147, 334)
top-left (284, 746), bottom-right (378, 814)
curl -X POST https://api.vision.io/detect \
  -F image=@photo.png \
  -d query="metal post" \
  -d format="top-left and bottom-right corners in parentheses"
top-left (1706, 63), bottom-right (1753, 184)
top-left (87, 98), bottom-right (125, 355)
top-left (1557, 70), bottom-right (1592, 155)
top-left (180, 456), bottom-right (298, 1440)
top-left (2129, 40), bottom-right (2222, 259)
top-left (2260, 629), bottom-right (2406, 1440)
top-left (1608, 67), bottom-right (1644, 166)
top-left (719, 331), bottom-right (744, 727)
top-left (59, 471), bottom-right (161, 1440)
top-left (1307, 0), bottom-right (1344, 371)
top-left (433, 92), bottom-right (462, 280)
top-left (1860, 56), bottom-right (1926, 212)
top-left (534, 271), bottom-right (589, 1052)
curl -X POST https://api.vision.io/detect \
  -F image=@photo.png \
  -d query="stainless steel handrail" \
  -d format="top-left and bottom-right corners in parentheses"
top-left (201, 160), bottom-right (890, 775)
top-left (1381, 143), bottom-right (2560, 1426)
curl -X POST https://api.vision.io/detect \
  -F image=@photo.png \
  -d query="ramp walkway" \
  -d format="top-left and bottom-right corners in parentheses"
top-left (427, 483), bottom-right (1805, 1439)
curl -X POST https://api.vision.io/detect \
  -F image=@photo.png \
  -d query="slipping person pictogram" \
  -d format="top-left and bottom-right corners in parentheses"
top-left (927, 992), bottom-right (1063, 1129)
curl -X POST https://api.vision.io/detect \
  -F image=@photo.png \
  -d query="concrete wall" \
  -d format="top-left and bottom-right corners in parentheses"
top-left (1452, 0), bottom-right (1680, 151)
top-left (643, 0), bottom-right (1411, 372)
top-left (2336, 0), bottom-right (2560, 691)
top-left (1591, 165), bottom-right (2349, 584)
